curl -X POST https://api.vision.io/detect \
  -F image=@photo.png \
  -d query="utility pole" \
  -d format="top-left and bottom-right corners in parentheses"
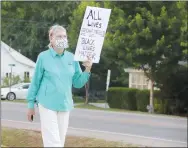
top-left (8, 64), bottom-right (15, 92)
top-left (105, 69), bottom-right (111, 108)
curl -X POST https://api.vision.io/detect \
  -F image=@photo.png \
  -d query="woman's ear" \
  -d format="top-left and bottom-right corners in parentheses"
top-left (49, 35), bottom-right (52, 42)
top-left (49, 35), bottom-right (54, 46)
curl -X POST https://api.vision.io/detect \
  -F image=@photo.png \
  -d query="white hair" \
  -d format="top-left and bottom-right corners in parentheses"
top-left (48, 24), bottom-right (67, 48)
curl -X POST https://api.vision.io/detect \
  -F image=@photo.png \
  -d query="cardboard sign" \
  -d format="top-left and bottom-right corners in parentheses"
top-left (74, 6), bottom-right (111, 63)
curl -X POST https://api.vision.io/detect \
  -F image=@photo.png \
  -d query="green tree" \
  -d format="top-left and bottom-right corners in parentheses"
top-left (23, 77), bottom-right (30, 83)
top-left (68, 1), bottom-right (130, 103)
top-left (1, 1), bottom-right (79, 62)
top-left (68, 1), bottom-right (128, 87)
top-left (105, 1), bottom-right (188, 113)
top-left (68, 1), bottom-right (102, 104)
top-left (2, 75), bottom-right (21, 87)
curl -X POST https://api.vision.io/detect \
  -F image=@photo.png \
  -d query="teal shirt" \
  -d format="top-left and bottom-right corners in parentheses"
top-left (27, 48), bottom-right (90, 111)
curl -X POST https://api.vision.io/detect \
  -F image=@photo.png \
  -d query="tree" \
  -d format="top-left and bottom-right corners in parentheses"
top-left (68, 1), bottom-right (103, 103)
top-left (68, 1), bottom-right (128, 84)
top-left (104, 1), bottom-right (188, 113)
top-left (2, 75), bottom-right (21, 87)
top-left (1, 1), bottom-right (79, 62)
top-left (85, 81), bottom-right (89, 104)
top-left (68, 1), bottom-right (130, 103)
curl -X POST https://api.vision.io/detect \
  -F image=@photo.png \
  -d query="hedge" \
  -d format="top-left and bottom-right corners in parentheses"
top-left (107, 87), bottom-right (137, 110)
top-left (136, 90), bottom-right (150, 112)
top-left (107, 87), bottom-right (187, 115)
top-left (73, 95), bottom-right (84, 103)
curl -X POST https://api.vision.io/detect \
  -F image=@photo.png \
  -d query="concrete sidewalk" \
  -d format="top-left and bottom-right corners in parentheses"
top-left (89, 103), bottom-right (109, 108)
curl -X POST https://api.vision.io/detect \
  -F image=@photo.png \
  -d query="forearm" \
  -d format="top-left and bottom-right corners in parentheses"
top-left (73, 71), bottom-right (90, 88)
top-left (27, 79), bottom-right (40, 109)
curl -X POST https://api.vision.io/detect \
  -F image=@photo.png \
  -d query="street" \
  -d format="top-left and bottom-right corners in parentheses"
top-left (1, 102), bottom-right (187, 147)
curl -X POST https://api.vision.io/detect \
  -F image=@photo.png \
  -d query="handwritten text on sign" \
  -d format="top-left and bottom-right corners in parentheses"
top-left (74, 6), bottom-right (111, 63)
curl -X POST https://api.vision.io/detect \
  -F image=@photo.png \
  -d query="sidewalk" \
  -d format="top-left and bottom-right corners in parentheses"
top-left (89, 103), bottom-right (109, 108)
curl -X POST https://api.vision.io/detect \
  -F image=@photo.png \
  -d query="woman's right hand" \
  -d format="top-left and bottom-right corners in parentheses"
top-left (27, 109), bottom-right (35, 122)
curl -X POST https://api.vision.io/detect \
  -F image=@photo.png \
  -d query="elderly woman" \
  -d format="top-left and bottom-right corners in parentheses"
top-left (27, 24), bottom-right (92, 147)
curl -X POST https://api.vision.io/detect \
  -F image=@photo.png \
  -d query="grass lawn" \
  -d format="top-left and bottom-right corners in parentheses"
top-left (75, 103), bottom-right (146, 113)
top-left (2, 99), bottom-right (145, 114)
top-left (1, 99), bottom-right (27, 103)
top-left (74, 104), bottom-right (188, 117)
top-left (1, 99), bottom-right (105, 103)
top-left (2, 99), bottom-right (186, 117)
top-left (1, 127), bottom-right (136, 147)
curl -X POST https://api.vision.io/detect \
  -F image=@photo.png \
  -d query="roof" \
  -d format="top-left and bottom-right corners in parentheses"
top-left (1, 41), bottom-right (36, 68)
top-left (124, 68), bottom-right (144, 73)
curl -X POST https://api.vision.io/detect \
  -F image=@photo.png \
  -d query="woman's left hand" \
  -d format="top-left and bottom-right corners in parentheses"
top-left (82, 59), bottom-right (93, 72)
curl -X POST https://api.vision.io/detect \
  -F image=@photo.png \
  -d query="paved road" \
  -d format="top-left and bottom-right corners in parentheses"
top-left (1, 102), bottom-right (187, 147)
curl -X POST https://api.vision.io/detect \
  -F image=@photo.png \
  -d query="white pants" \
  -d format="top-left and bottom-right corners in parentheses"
top-left (38, 104), bottom-right (70, 147)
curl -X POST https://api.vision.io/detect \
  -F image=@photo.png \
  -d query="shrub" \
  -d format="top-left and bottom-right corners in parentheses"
top-left (107, 87), bottom-right (138, 110)
top-left (154, 98), bottom-right (168, 114)
top-left (136, 90), bottom-right (150, 112)
top-left (73, 95), bottom-right (84, 103)
top-left (23, 77), bottom-right (30, 83)
top-left (2, 75), bottom-right (21, 87)
top-left (107, 87), bottom-right (186, 116)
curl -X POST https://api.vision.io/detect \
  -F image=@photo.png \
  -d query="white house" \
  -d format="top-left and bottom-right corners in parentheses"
top-left (1, 41), bottom-right (36, 83)
top-left (124, 68), bottom-right (152, 90)
top-left (124, 60), bottom-right (187, 90)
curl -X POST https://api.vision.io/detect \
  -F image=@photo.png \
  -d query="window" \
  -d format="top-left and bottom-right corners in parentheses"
top-left (130, 73), bottom-right (149, 90)
top-left (6, 73), bottom-right (12, 78)
top-left (138, 74), bottom-right (143, 85)
top-left (22, 84), bottom-right (30, 89)
top-left (131, 84), bottom-right (137, 88)
top-left (143, 76), bottom-right (148, 85)
top-left (137, 85), bottom-right (143, 89)
top-left (131, 74), bottom-right (137, 84)
top-left (6, 73), bottom-right (9, 78)
top-left (12, 83), bottom-right (23, 88)
top-left (24, 72), bottom-right (30, 78)
top-left (143, 85), bottom-right (148, 89)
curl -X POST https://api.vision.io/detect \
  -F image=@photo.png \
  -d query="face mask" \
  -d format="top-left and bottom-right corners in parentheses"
top-left (55, 38), bottom-right (69, 50)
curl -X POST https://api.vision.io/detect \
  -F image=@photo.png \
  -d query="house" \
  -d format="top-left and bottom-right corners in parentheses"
top-left (124, 68), bottom-right (153, 90)
top-left (1, 41), bottom-right (36, 83)
top-left (124, 60), bottom-right (187, 90)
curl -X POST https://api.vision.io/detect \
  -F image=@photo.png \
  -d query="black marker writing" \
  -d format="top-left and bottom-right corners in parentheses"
top-left (89, 34), bottom-right (95, 37)
top-left (81, 28), bottom-right (104, 37)
top-left (78, 50), bottom-right (96, 60)
top-left (86, 9), bottom-right (101, 20)
top-left (86, 9), bottom-right (102, 28)
top-left (94, 30), bottom-right (105, 37)
top-left (81, 37), bottom-right (95, 46)
top-left (88, 21), bottom-right (102, 28)
top-left (80, 32), bottom-right (86, 36)
top-left (81, 28), bottom-right (96, 37)
top-left (82, 45), bottom-right (95, 51)
top-left (81, 28), bottom-right (93, 34)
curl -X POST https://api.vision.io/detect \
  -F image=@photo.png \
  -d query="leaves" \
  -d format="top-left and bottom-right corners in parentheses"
top-left (1, 1), bottom-right (79, 61)
top-left (1, 1), bottom-right (187, 89)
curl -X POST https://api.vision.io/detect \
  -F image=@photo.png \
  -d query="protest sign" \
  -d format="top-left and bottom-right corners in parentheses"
top-left (74, 6), bottom-right (111, 63)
